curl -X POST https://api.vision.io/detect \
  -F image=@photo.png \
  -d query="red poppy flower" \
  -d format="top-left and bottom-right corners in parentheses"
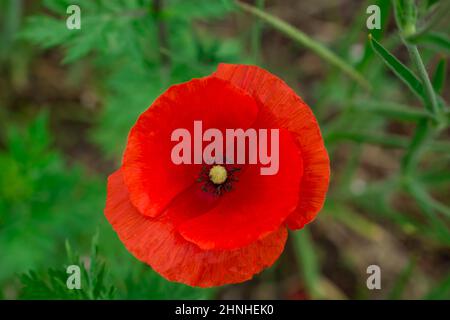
top-left (104, 63), bottom-right (329, 287)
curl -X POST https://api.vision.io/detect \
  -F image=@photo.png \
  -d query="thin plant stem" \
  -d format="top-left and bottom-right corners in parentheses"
top-left (408, 0), bottom-right (450, 40)
top-left (407, 44), bottom-right (439, 115)
top-left (251, 0), bottom-right (265, 63)
top-left (401, 119), bottom-right (432, 175)
top-left (235, 0), bottom-right (371, 91)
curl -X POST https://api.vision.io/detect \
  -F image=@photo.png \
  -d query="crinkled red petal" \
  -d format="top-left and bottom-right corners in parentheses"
top-left (122, 76), bottom-right (258, 218)
top-left (178, 128), bottom-right (302, 250)
top-left (213, 64), bottom-right (330, 229)
top-left (104, 170), bottom-right (288, 287)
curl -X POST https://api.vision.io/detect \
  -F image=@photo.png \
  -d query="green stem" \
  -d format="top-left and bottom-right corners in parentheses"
top-left (401, 119), bottom-right (432, 175)
top-left (407, 44), bottom-right (439, 115)
top-left (407, 180), bottom-right (450, 218)
top-left (326, 130), bottom-right (450, 152)
top-left (235, 0), bottom-right (371, 91)
top-left (408, 0), bottom-right (450, 40)
top-left (251, 0), bottom-right (265, 62)
top-left (292, 230), bottom-right (321, 299)
top-left (394, 2), bottom-right (444, 180)
top-left (353, 100), bottom-right (436, 122)
top-left (405, 180), bottom-right (450, 243)
top-left (327, 131), bottom-right (409, 148)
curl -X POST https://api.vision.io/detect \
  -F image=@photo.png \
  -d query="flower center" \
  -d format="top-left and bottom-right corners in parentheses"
top-left (197, 163), bottom-right (240, 196)
top-left (209, 165), bottom-right (228, 185)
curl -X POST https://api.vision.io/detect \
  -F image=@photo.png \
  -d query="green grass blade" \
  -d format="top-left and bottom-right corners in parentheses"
top-left (292, 229), bottom-right (321, 299)
top-left (369, 34), bottom-right (425, 100)
top-left (393, 0), bottom-right (417, 36)
top-left (408, 180), bottom-right (450, 218)
top-left (406, 180), bottom-right (450, 244)
top-left (354, 100), bottom-right (435, 122)
top-left (409, 0), bottom-right (450, 40)
top-left (236, 1), bottom-right (371, 91)
top-left (327, 131), bottom-right (410, 149)
top-left (424, 272), bottom-right (450, 300)
top-left (401, 119), bottom-right (431, 174)
top-left (327, 130), bottom-right (450, 152)
top-left (250, 0), bottom-right (265, 62)
top-left (407, 44), bottom-right (440, 114)
top-left (420, 170), bottom-right (450, 185)
top-left (409, 32), bottom-right (450, 55)
top-left (387, 258), bottom-right (416, 300)
top-left (393, 0), bottom-right (406, 32)
top-left (432, 58), bottom-right (447, 94)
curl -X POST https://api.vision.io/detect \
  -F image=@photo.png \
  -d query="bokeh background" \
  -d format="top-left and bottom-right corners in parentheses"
top-left (0, 0), bottom-right (449, 299)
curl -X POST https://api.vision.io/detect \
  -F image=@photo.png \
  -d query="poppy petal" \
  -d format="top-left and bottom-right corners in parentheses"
top-left (178, 128), bottom-right (302, 250)
top-left (213, 64), bottom-right (330, 229)
top-left (122, 76), bottom-right (259, 218)
top-left (104, 169), bottom-right (288, 287)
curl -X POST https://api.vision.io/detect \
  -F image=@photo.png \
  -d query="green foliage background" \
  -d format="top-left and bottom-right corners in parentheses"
top-left (0, 0), bottom-right (449, 299)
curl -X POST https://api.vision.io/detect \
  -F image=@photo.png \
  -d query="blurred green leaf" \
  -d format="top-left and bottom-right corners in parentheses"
top-left (122, 265), bottom-right (214, 300)
top-left (328, 131), bottom-right (433, 150)
top-left (401, 119), bottom-right (431, 174)
top-left (369, 34), bottom-right (425, 100)
top-left (0, 113), bottom-right (106, 284)
top-left (409, 32), bottom-right (450, 55)
top-left (393, 0), bottom-right (417, 35)
top-left (19, 236), bottom-right (115, 300)
top-left (356, 0), bottom-right (391, 71)
top-left (354, 100), bottom-right (435, 122)
top-left (388, 258), bottom-right (416, 299)
top-left (406, 180), bottom-right (450, 244)
top-left (408, 181), bottom-right (450, 218)
top-left (292, 229), bottom-right (321, 299)
top-left (20, 16), bottom-right (73, 49)
top-left (407, 44), bottom-right (442, 116)
top-left (352, 182), bottom-right (425, 239)
top-left (409, 0), bottom-right (450, 40)
top-left (432, 58), bottom-right (447, 93)
top-left (329, 204), bottom-right (385, 241)
top-left (424, 272), bottom-right (450, 299)
top-left (0, 0), bottom-right (22, 61)
top-left (166, 0), bottom-right (235, 20)
top-left (420, 169), bottom-right (450, 185)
